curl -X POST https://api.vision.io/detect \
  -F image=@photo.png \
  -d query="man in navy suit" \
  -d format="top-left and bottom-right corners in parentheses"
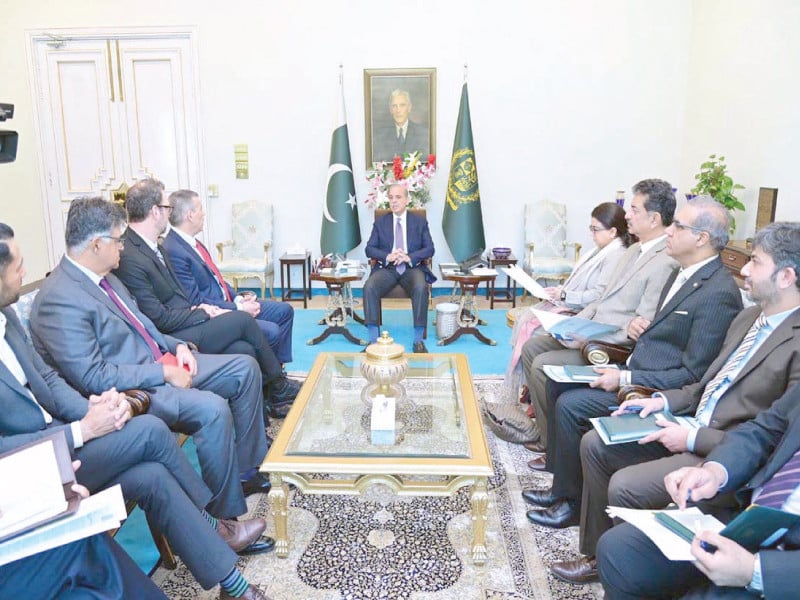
top-left (598, 380), bottom-right (800, 599)
top-left (364, 183), bottom-right (435, 352)
top-left (0, 223), bottom-right (272, 599)
top-left (162, 189), bottom-right (294, 365)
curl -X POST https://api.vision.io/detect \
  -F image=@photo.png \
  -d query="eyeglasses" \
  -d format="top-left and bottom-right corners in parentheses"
top-left (99, 235), bottom-right (125, 248)
top-left (589, 226), bottom-right (608, 233)
top-left (672, 219), bottom-right (707, 235)
top-left (157, 205), bottom-right (173, 212)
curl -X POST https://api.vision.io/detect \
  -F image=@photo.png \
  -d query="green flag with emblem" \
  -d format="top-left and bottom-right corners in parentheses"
top-left (321, 75), bottom-right (361, 255)
top-left (442, 82), bottom-right (485, 262)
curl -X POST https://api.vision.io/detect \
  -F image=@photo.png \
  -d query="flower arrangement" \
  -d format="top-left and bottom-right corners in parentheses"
top-left (365, 151), bottom-right (436, 209)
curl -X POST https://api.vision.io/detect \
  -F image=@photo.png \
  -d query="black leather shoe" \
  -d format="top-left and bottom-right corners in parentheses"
top-left (237, 536), bottom-right (276, 556)
top-left (413, 341), bottom-right (428, 353)
top-left (265, 400), bottom-right (292, 419)
top-left (241, 472), bottom-right (272, 497)
top-left (526, 499), bottom-right (579, 528)
top-left (268, 377), bottom-right (298, 404)
top-left (521, 488), bottom-right (558, 507)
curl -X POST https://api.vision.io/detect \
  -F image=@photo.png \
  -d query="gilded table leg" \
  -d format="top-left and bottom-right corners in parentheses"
top-left (470, 477), bottom-right (489, 565)
top-left (268, 474), bottom-right (290, 558)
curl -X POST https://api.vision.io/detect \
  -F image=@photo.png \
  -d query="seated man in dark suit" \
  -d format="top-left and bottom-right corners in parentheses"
top-left (163, 189), bottom-right (294, 365)
top-left (0, 224), bottom-right (271, 599)
top-left (364, 183), bottom-right (435, 353)
top-left (598, 380), bottom-right (800, 600)
top-left (30, 198), bottom-right (273, 508)
top-left (530, 222), bottom-right (800, 585)
top-left (114, 179), bottom-right (297, 416)
top-left (2, 533), bottom-right (166, 600)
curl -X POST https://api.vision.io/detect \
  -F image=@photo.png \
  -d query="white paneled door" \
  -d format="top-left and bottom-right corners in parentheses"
top-left (28, 29), bottom-right (204, 267)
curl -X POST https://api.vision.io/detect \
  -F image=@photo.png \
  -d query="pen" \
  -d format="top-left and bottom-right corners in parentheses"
top-left (699, 540), bottom-right (718, 554)
top-left (607, 405), bottom-right (645, 413)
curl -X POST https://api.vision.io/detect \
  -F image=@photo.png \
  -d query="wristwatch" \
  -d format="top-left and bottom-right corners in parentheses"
top-left (560, 291), bottom-right (567, 301)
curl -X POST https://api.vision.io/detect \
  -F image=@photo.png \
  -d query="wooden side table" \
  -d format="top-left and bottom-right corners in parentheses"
top-left (438, 268), bottom-right (497, 347)
top-left (307, 270), bottom-right (367, 346)
top-left (279, 252), bottom-right (311, 308)
top-left (722, 241), bottom-right (751, 288)
top-left (486, 251), bottom-right (518, 308)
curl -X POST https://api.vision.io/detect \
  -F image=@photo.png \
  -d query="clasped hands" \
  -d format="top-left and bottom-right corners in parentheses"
top-left (79, 388), bottom-right (131, 443)
top-left (386, 248), bottom-right (411, 267)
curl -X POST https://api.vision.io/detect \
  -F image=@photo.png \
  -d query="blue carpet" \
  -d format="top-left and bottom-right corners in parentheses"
top-left (117, 305), bottom-right (514, 574)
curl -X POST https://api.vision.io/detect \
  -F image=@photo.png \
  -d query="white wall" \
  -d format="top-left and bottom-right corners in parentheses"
top-left (1, 0), bottom-right (796, 285)
top-left (680, 0), bottom-right (800, 238)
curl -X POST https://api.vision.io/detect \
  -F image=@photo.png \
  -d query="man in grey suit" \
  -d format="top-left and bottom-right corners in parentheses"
top-left (543, 222), bottom-right (800, 585)
top-left (30, 197), bottom-right (271, 517)
top-left (522, 199), bottom-right (742, 572)
top-left (372, 89), bottom-right (429, 162)
top-left (598, 380), bottom-right (800, 599)
top-left (0, 223), bottom-right (272, 599)
top-left (521, 178), bottom-right (679, 447)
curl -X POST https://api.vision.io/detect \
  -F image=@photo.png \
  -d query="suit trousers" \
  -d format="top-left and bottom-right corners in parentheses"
top-left (0, 533), bottom-right (167, 600)
top-left (520, 334), bottom-right (585, 446)
top-left (253, 299), bottom-right (294, 363)
top-left (146, 352), bottom-right (266, 518)
top-left (171, 309), bottom-right (282, 382)
top-left (597, 522), bottom-right (756, 599)
top-left (548, 387), bottom-right (617, 500)
top-left (364, 267), bottom-right (429, 328)
top-left (579, 429), bottom-right (701, 556)
top-left (68, 415), bottom-right (240, 589)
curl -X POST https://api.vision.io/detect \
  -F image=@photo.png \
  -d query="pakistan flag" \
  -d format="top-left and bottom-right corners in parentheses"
top-left (320, 79), bottom-right (361, 255)
top-left (442, 82), bottom-right (485, 262)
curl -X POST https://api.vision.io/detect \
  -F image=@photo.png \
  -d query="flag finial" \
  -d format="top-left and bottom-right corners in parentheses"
top-left (463, 63), bottom-right (468, 83)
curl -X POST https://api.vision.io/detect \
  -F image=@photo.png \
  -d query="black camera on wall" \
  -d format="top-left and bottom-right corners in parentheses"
top-left (0, 103), bottom-right (19, 164)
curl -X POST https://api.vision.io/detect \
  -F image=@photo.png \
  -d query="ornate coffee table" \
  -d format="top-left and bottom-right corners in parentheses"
top-left (260, 352), bottom-right (494, 564)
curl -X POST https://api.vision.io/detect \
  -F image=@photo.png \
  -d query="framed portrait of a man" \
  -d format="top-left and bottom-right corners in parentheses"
top-left (364, 67), bottom-right (436, 167)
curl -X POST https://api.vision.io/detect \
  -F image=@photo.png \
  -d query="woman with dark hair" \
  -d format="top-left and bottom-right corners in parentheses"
top-left (506, 202), bottom-right (633, 395)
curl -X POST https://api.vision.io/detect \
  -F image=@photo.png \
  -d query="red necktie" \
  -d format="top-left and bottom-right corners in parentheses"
top-left (195, 240), bottom-right (232, 301)
top-left (99, 278), bottom-right (163, 360)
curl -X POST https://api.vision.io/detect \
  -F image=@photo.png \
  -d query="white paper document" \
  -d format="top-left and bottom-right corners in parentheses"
top-left (0, 485), bottom-right (127, 567)
top-left (607, 505), bottom-right (725, 561)
top-left (470, 267), bottom-right (498, 276)
top-left (501, 265), bottom-right (552, 300)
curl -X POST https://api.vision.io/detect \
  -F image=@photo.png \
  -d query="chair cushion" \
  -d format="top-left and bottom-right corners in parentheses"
top-left (12, 289), bottom-right (39, 337)
top-left (217, 259), bottom-right (272, 274)
top-left (230, 201), bottom-right (272, 260)
top-left (525, 257), bottom-right (574, 276)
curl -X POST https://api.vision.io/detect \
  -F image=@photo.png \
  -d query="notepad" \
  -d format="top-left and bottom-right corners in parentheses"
top-left (590, 412), bottom-right (678, 444)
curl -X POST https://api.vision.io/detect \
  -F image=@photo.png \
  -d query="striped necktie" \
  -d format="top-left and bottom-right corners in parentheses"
top-left (695, 313), bottom-right (767, 416)
top-left (757, 449), bottom-right (800, 508)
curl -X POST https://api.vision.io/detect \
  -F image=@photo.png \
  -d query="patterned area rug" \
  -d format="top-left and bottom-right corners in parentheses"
top-left (152, 377), bottom-right (604, 600)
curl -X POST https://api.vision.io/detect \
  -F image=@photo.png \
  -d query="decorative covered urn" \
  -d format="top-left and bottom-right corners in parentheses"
top-left (360, 331), bottom-right (408, 405)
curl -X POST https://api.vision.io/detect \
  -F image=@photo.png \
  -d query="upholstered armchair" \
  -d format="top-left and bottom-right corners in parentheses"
top-left (523, 200), bottom-right (581, 292)
top-left (215, 200), bottom-right (275, 298)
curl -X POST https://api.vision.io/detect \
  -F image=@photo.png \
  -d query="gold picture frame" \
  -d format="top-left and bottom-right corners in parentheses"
top-left (364, 67), bottom-right (436, 168)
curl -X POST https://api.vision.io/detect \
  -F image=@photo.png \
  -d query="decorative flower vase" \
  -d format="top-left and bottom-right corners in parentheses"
top-left (360, 331), bottom-right (408, 406)
top-left (685, 193), bottom-right (698, 201)
top-left (615, 190), bottom-right (625, 207)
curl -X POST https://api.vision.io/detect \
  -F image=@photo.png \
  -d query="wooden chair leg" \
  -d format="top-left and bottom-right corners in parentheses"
top-left (147, 523), bottom-right (178, 570)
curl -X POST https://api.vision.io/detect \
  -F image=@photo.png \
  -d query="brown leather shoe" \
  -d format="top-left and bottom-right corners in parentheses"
top-left (550, 556), bottom-right (598, 584)
top-left (220, 585), bottom-right (273, 600)
top-left (216, 517), bottom-right (266, 553)
top-left (527, 455), bottom-right (547, 471)
top-left (523, 440), bottom-right (545, 453)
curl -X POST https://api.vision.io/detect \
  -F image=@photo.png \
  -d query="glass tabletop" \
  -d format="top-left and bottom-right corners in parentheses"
top-left (284, 353), bottom-right (472, 459)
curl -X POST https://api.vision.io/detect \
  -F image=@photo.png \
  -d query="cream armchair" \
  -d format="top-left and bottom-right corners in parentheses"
top-left (216, 200), bottom-right (275, 298)
top-left (523, 200), bottom-right (581, 291)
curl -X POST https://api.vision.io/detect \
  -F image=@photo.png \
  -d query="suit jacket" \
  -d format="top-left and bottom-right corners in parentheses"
top-left (577, 238), bottom-right (678, 344)
top-left (30, 256), bottom-right (182, 397)
top-left (627, 256), bottom-right (743, 390)
top-left (662, 305), bottom-right (800, 456)
top-left (114, 227), bottom-right (209, 333)
top-left (365, 210), bottom-right (436, 284)
top-left (704, 382), bottom-right (800, 597)
top-left (560, 239), bottom-right (627, 309)
top-left (0, 307), bottom-right (89, 452)
top-left (162, 229), bottom-right (237, 310)
top-left (372, 121), bottom-right (429, 162)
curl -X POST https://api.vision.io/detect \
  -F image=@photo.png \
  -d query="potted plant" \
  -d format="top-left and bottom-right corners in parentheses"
top-left (692, 154), bottom-right (745, 233)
